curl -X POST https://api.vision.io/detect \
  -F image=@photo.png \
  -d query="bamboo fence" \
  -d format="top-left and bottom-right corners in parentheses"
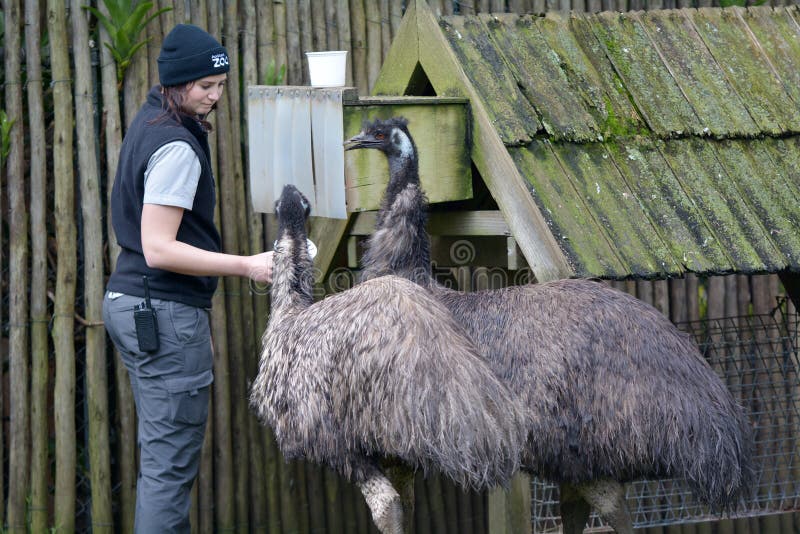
top-left (0, 1), bottom-right (798, 533)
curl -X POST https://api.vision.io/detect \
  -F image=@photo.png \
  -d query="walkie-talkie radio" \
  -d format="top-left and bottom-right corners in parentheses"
top-left (134, 276), bottom-right (159, 353)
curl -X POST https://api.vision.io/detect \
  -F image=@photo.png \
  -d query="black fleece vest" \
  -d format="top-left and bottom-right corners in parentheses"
top-left (107, 86), bottom-right (221, 308)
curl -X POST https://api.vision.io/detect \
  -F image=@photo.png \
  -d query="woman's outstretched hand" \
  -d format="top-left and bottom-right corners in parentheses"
top-left (245, 251), bottom-right (274, 284)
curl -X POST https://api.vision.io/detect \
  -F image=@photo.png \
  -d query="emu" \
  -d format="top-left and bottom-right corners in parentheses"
top-left (250, 184), bottom-right (528, 534)
top-left (345, 117), bottom-right (754, 533)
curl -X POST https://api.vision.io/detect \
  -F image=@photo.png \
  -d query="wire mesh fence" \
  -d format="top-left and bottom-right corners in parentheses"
top-left (531, 299), bottom-right (800, 532)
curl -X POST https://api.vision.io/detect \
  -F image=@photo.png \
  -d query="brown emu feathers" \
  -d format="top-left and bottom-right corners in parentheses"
top-left (347, 117), bottom-right (755, 531)
top-left (250, 185), bottom-right (527, 532)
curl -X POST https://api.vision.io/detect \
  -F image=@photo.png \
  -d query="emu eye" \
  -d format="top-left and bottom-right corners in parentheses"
top-left (375, 133), bottom-right (385, 140)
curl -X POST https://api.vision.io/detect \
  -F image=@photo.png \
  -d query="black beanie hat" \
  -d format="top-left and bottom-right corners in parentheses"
top-left (158, 24), bottom-right (229, 86)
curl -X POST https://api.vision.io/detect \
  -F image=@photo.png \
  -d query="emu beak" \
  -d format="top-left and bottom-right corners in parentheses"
top-left (343, 131), bottom-right (367, 151)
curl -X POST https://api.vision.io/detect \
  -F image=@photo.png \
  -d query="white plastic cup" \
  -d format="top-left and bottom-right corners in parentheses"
top-left (306, 51), bottom-right (347, 87)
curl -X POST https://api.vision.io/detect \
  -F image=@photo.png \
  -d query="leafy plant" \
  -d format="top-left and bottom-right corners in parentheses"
top-left (0, 110), bottom-right (15, 169)
top-left (82, 0), bottom-right (172, 83)
top-left (263, 59), bottom-right (286, 85)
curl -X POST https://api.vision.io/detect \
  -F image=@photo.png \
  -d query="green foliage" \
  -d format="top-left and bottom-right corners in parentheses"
top-left (263, 59), bottom-right (286, 85)
top-left (82, 0), bottom-right (172, 83)
top-left (0, 110), bottom-right (15, 169)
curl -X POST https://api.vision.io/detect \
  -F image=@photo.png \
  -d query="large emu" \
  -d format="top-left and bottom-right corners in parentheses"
top-left (250, 184), bottom-right (528, 533)
top-left (345, 117), bottom-right (754, 533)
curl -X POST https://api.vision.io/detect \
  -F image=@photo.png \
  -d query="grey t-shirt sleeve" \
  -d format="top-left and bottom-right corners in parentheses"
top-left (143, 140), bottom-right (201, 210)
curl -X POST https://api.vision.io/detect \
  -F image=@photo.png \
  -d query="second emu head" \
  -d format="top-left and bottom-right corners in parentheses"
top-left (345, 117), bottom-right (419, 180)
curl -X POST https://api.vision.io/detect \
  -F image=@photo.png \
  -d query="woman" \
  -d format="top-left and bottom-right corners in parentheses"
top-left (103, 24), bottom-right (272, 533)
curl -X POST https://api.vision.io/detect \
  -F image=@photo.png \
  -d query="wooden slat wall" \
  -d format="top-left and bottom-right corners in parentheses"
top-left (1, 1), bottom-right (798, 533)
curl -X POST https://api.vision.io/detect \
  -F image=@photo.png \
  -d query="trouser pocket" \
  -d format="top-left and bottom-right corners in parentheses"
top-left (164, 370), bottom-right (213, 425)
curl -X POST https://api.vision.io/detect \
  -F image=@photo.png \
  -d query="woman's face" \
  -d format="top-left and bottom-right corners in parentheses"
top-left (183, 73), bottom-right (227, 116)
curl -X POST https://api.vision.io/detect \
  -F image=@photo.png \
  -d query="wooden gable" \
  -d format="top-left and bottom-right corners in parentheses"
top-left (372, 1), bottom-right (800, 282)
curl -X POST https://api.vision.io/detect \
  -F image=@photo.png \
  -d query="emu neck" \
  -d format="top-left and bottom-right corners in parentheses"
top-left (377, 151), bottom-right (419, 227)
top-left (362, 149), bottom-right (433, 286)
top-left (270, 229), bottom-right (314, 316)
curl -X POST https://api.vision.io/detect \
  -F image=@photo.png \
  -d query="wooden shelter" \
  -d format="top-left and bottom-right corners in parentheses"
top-left (265, 1), bottom-right (800, 531)
top-left (316, 1), bottom-right (800, 295)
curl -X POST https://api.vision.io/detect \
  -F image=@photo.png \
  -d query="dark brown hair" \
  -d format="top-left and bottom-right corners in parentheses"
top-left (156, 82), bottom-right (214, 132)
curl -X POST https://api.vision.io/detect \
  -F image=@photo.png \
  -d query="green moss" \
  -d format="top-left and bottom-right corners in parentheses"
top-left (600, 97), bottom-right (625, 138)
top-left (598, 95), bottom-right (644, 139)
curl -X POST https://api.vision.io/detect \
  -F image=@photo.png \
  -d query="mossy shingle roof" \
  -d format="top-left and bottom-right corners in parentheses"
top-left (432, 6), bottom-right (800, 279)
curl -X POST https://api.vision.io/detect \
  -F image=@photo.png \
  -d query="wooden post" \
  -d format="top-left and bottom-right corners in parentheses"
top-left (256, 0), bottom-right (276, 82)
top-left (210, 273), bottom-right (235, 532)
top-left (48, 1), bottom-right (78, 530)
top-left (325, 0), bottom-right (338, 49)
top-left (336, 0), bottom-right (353, 85)
top-left (25, 0), bottom-right (48, 531)
top-left (284, 0), bottom-right (302, 85)
top-left (350, 0), bottom-right (368, 93)
top-left (299, 0), bottom-right (313, 85)
top-left (366, 0), bottom-right (383, 91)
top-left (97, 1), bottom-right (137, 526)
top-left (72, 1), bottom-right (114, 530)
top-left (273, 0), bottom-right (289, 84)
top-left (4, 0), bottom-right (28, 530)
top-left (241, 2), bottom-right (270, 530)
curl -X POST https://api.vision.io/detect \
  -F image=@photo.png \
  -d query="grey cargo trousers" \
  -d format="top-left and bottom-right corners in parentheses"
top-left (103, 292), bottom-right (213, 534)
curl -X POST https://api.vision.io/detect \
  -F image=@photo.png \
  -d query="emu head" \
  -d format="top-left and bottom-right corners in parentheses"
top-left (275, 184), bottom-right (311, 240)
top-left (272, 185), bottom-right (314, 305)
top-left (344, 116), bottom-right (416, 161)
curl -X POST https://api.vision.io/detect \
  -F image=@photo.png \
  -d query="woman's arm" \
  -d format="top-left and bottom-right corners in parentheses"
top-left (141, 203), bottom-right (273, 283)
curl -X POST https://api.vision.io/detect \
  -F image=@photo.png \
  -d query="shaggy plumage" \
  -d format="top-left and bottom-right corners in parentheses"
top-left (345, 117), bottom-right (755, 531)
top-left (250, 184), bottom-right (528, 532)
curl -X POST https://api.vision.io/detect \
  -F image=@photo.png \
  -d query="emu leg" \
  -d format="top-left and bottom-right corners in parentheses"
top-left (560, 482), bottom-right (591, 534)
top-left (356, 466), bottom-right (404, 534)
top-left (578, 479), bottom-right (633, 534)
top-left (383, 461), bottom-right (415, 534)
